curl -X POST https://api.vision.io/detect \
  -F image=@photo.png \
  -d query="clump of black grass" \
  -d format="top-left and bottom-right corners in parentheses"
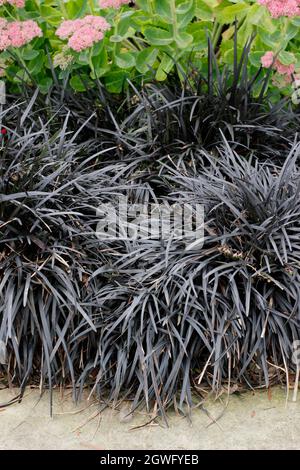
top-left (0, 98), bottom-right (135, 413)
top-left (3, 79), bottom-right (133, 161)
top-left (83, 144), bottom-right (300, 417)
top-left (164, 140), bottom-right (300, 392)
top-left (119, 35), bottom-right (300, 168)
top-left (1, 78), bottom-right (300, 419)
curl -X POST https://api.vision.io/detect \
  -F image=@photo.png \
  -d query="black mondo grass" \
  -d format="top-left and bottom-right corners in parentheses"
top-left (0, 99), bottom-right (132, 412)
top-left (166, 142), bottom-right (300, 391)
top-left (1, 77), bottom-right (300, 419)
top-left (119, 38), bottom-right (300, 169)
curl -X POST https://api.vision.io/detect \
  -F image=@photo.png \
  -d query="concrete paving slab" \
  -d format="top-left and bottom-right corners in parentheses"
top-left (0, 387), bottom-right (300, 450)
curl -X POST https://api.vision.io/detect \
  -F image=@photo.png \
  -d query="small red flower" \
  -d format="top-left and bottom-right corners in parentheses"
top-left (1, 128), bottom-right (7, 135)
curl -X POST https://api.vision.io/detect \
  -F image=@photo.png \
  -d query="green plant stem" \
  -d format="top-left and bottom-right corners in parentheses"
top-left (59, 0), bottom-right (68, 18)
top-left (170, 0), bottom-right (179, 39)
top-left (34, 0), bottom-right (41, 15)
top-left (89, 47), bottom-right (97, 79)
top-left (212, 23), bottom-right (223, 51)
top-left (3, 5), bottom-right (17, 20)
top-left (88, 0), bottom-right (95, 14)
top-left (132, 37), bottom-right (143, 51)
top-left (148, 0), bottom-right (155, 16)
top-left (282, 17), bottom-right (289, 47)
top-left (124, 39), bottom-right (138, 51)
top-left (10, 49), bottom-right (33, 84)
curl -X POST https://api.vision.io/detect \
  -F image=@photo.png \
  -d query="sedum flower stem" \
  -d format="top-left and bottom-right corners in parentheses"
top-left (59, 0), bottom-right (68, 19)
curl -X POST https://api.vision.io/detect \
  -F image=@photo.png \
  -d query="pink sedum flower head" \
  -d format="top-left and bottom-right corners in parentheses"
top-left (258, 0), bottom-right (300, 18)
top-left (0, 19), bottom-right (42, 51)
top-left (68, 26), bottom-right (104, 52)
top-left (56, 19), bottom-right (79, 40)
top-left (0, 0), bottom-right (25, 7)
top-left (275, 61), bottom-right (295, 75)
top-left (56, 15), bottom-right (111, 52)
top-left (261, 51), bottom-right (274, 68)
top-left (99, 0), bottom-right (131, 8)
top-left (8, 20), bottom-right (42, 47)
top-left (261, 51), bottom-right (295, 82)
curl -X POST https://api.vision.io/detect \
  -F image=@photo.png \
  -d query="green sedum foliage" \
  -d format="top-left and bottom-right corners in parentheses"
top-left (0, 0), bottom-right (299, 94)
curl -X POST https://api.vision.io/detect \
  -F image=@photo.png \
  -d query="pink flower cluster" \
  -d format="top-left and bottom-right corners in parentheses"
top-left (258, 0), bottom-right (300, 18)
top-left (99, 0), bottom-right (131, 8)
top-left (0, 18), bottom-right (42, 51)
top-left (56, 15), bottom-right (111, 52)
top-left (0, 0), bottom-right (25, 7)
top-left (261, 51), bottom-right (295, 83)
